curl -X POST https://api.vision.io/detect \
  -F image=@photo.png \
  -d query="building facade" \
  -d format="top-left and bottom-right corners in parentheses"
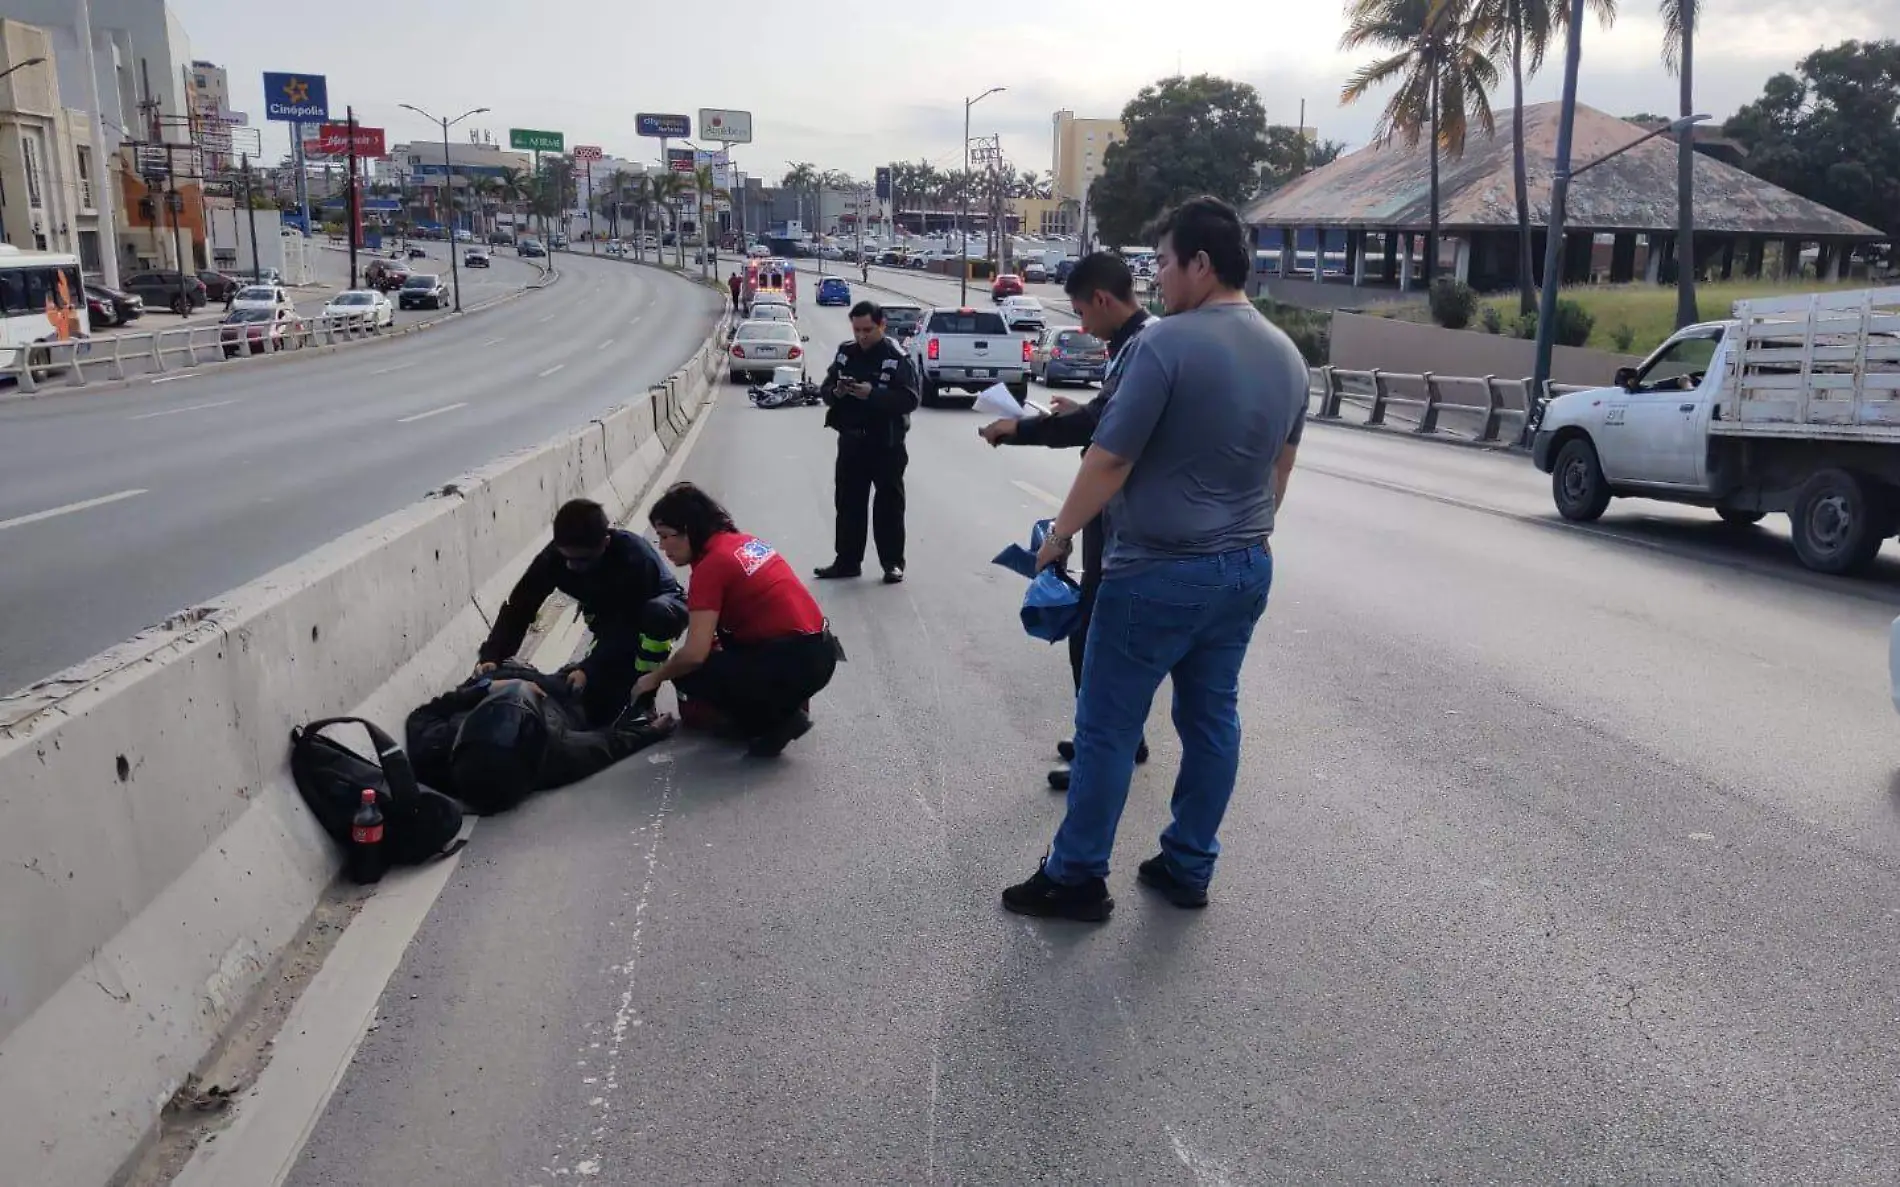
top-left (0, 21), bottom-right (111, 271)
top-left (1050, 109), bottom-right (1121, 206)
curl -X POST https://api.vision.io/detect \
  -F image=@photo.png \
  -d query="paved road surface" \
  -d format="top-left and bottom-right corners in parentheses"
top-left (286, 294), bottom-right (1900, 1184)
top-left (0, 255), bottom-right (722, 694)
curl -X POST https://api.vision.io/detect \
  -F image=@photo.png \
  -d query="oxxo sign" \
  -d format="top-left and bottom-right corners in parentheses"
top-left (572, 145), bottom-right (602, 161)
top-left (509, 128), bottom-right (564, 153)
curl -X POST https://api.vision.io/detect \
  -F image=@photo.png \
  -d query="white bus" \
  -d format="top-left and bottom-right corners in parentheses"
top-left (0, 245), bottom-right (89, 370)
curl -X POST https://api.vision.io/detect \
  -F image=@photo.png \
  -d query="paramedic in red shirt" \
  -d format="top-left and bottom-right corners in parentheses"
top-left (635, 482), bottom-right (841, 757)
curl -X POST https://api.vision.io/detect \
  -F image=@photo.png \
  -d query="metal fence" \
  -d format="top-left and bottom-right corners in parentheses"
top-left (0, 311), bottom-right (393, 396)
top-left (1307, 366), bottom-right (1593, 444)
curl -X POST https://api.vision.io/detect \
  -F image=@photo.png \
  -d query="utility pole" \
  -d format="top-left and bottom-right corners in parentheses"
top-left (242, 152), bottom-right (261, 282)
top-left (73, 0), bottom-right (119, 287)
top-left (345, 106), bottom-right (360, 289)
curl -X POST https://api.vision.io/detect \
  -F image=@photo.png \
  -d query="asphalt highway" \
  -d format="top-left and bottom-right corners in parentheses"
top-left (0, 253), bottom-right (723, 694)
top-left (286, 291), bottom-right (1900, 1184)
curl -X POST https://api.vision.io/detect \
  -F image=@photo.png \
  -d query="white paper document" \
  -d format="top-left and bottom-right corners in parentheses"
top-left (972, 383), bottom-right (1049, 420)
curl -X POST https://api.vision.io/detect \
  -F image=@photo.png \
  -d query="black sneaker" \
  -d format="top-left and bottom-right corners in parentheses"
top-left (1057, 739), bottom-right (1149, 764)
top-left (1001, 866), bottom-right (1113, 922)
top-left (814, 563), bottom-right (862, 580)
top-left (747, 710), bottom-right (812, 758)
top-left (1047, 766), bottom-right (1069, 791)
top-left (882, 566), bottom-right (905, 584)
top-left (1136, 854), bottom-right (1209, 909)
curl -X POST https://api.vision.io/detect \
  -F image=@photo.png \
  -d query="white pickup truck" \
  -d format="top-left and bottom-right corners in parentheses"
top-left (911, 306), bottom-right (1031, 408)
top-left (1534, 286), bottom-right (1900, 574)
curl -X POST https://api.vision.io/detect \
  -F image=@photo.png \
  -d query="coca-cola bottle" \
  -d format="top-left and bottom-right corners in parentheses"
top-left (348, 788), bottom-right (388, 884)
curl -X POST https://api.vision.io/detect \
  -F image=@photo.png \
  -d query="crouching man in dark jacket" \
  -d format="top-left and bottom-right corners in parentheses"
top-left (477, 498), bottom-right (688, 726)
top-left (406, 661), bottom-right (675, 814)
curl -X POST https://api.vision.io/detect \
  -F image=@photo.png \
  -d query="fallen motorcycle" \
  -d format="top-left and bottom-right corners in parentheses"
top-left (748, 379), bottom-right (823, 409)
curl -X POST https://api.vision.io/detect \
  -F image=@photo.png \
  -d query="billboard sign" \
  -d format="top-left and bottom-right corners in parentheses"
top-left (666, 147), bottom-right (694, 174)
top-left (697, 108), bottom-right (752, 144)
top-left (314, 124), bottom-right (387, 157)
top-left (636, 112), bottom-right (691, 139)
top-left (572, 145), bottom-right (603, 161)
top-left (693, 148), bottom-right (731, 189)
top-left (262, 72), bottom-right (330, 123)
top-left (875, 166), bottom-right (891, 201)
top-left (509, 127), bottom-right (564, 152)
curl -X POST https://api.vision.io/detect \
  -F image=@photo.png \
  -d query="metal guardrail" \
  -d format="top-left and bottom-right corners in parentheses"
top-left (0, 310), bottom-right (393, 396)
top-left (1308, 366), bottom-right (1593, 444)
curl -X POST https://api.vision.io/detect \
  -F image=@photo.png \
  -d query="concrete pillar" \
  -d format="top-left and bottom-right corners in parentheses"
top-left (1744, 237), bottom-right (1766, 279)
top-left (1719, 239), bottom-right (1736, 281)
top-left (1352, 230), bottom-right (1368, 286)
top-left (1453, 237), bottom-right (1472, 284)
top-left (1247, 225), bottom-right (1263, 297)
top-left (1644, 234), bottom-right (1664, 284)
top-left (1399, 233), bottom-right (1414, 293)
top-left (1826, 241), bottom-right (1843, 282)
top-left (1610, 233), bottom-right (1638, 283)
top-left (1382, 232), bottom-right (1397, 283)
top-left (1278, 227), bottom-right (1292, 278)
top-left (1780, 238), bottom-right (1801, 279)
top-left (1312, 228), bottom-right (1326, 284)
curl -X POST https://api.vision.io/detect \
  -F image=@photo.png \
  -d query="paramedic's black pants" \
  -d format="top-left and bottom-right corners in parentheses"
top-left (834, 438), bottom-right (907, 571)
top-left (582, 597), bottom-right (689, 728)
top-left (676, 632), bottom-right (839, 737)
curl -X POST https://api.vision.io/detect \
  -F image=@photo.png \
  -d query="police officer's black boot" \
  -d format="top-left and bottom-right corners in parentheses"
top-left (1047, 738), bottom-right (1149, 791)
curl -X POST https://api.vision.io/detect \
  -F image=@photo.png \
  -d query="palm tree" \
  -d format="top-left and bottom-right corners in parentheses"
top-left (604, 168), bottom-right (631, 240)
top-left (1017, 170), bottom-right (1053, 200)
top-left (468, 176), bottom-right (501, 243)
top-left (628, 173), bottom-right (658, 262)
top-left (781, 162), bottom-right (821, 241)
top-left (1663, 0), bottom-right (1698, 326)
top-left (692, 163), bottom-right (731, 276)
top-left (495, 166), bottom-right (530, 242)
top-left (651, 171), bottom-right (688, 268)
top-left (1341, 0), bottom-right (1500, 285)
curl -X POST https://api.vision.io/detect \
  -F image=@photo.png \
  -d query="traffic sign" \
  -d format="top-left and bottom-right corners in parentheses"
top-left (314, 124), bottom-right (386, 157)
top-left (509, 128), bottom-right (564, 152)
top-left (573, 145), bottom-right (603, 160)
top-left (875, 166), bottom-right (891, 201)
top-left (698, 108), bottom-right (752, 144)
top-left (636, 112), bottom-right (691, 139)
top-left (261, 72), bottom-right (329, 123)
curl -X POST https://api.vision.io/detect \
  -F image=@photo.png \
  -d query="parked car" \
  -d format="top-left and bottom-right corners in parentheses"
top-left (219, 307), bottom-right (298, 356)
top-left (85, 283), bottom-right (143, 325)
top-left (231, 284), bottom-right (292, 313)
top-left (398, 273), bottom-right (448, 310)
top-left (122, 270), bottom-right (206, 313)
top-left (464, 248), bottom-right (491, 268)
top-left (991, 273), bottom-right (1024, 301)
top-left (551, 234), bottom-right (568, 250)
top-left (728, 320), bottom-right (808, 383)
top-left (1030, 328), bottom-right (1109, 387)
top-left (197, 270), bottom-right (242, 302)
top-left (605, 239), bottom-right (626, 256)
top-left (1021, 261), bottom-right (1048, 283)
top-left (1054, 258), bottom-right (1078, 284)
top-left (321, 289), bottom-right (394, 328)
top-left (488, 231), bottom-right (514, 246)
top-left (815, 277), bottom-right (851, 307)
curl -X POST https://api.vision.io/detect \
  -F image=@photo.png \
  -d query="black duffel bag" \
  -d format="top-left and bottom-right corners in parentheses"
top-left (289, 716), bottom-right (465, 866)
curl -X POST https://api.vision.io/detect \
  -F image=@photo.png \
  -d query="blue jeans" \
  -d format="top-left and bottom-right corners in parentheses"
top-left (1043, 544), bottom-right (1273, 890)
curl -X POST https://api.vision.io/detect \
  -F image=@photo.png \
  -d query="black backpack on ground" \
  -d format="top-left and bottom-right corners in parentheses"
top-left (289, 716), bottom-right (466, 866)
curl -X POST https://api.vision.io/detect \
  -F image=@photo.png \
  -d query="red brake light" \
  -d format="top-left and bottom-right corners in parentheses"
top-left (789, 346), bottom-right (802, 359)
top-left (731, 344), bottom-right (746, 357)
top-left (1022, 339), bottom-right (1033, 362)
top-left (927, 337), bottom-right (939, 360)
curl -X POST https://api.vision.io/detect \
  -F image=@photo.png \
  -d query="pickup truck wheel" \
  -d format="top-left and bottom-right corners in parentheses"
top-left (1551, 438), bottom-right (1611, 522)
top-left (1791, 469), bottom-right (1890, 575)
top-left (1716, 508), bottom-right (1765, 526)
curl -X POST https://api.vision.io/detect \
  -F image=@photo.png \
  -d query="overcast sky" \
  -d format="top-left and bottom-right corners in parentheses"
top-left (173, 0), bottom-right (1891, 184)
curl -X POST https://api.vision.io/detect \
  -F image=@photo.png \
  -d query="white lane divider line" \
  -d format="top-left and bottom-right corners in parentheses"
top-left (538, 363), bottom-right (565, 379)
top-left (595, 337), bottom-right (615, 352)
top-left (480, 336), bottom-right (507, 346)
top-left (396, 401), bottom-right (468, 424)
top-left (536, 312), bottom-right (556, 324)
top-left (0, 488), bottom-right (147, 532)
top-left (1010, 479), bottom-right (1063, 508)
top-left (370, 360), bottom-right (417, 376)
top-left (129, 398), bottom-right (240, 421)
top-left (148, 374), bottom-right (196, 386)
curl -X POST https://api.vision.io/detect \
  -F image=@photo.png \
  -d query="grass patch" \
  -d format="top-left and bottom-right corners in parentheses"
top-left (1377, 279), bottom-right (1874, 355)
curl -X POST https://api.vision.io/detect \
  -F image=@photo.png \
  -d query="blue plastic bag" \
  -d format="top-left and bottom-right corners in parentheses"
top-left (992, 519), bottom-right (1084, 642)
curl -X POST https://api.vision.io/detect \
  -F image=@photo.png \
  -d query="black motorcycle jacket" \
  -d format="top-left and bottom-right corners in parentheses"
top-left (821, 336), bottom-right (919, 446)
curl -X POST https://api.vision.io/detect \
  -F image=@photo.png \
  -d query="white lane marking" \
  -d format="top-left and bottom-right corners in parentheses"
top-left (395, 401), bottom-right (467, 423)
top-left (595, 337), bottom-right (615, 352)
top-left (537, 363), bottom-right (566, 378)
top-left (1011, 479), bottom-right (1063, 508)
top-left (480, 336), bottom-right (506, 346)
top-left (0, 487), bottom-right (147, 532)
top-left (148, 374), bottom-right (195, 386)
top-left (370, 360), bottom-right (417, 376)
top-left (129, 398), bottom-right (240, 421)
top-left (536, 312), bottom-right (556, 324)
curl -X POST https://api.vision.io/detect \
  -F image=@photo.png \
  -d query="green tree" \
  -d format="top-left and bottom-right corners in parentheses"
top-left (1725, 40), bottom-right (1900, 259)
top-left (781, 162), bottom-right (821, 238)
top-left (628, 173), bottom-right (659, 262)
top-left (1473, 0), bottom-right (1616, 313)
top-left (651, 171), bottom-right (688, 267)
top-left (692, 163), bottom-right (731, 274)
top-left (1340, 0), bottom-right (1499, 284)
top-left (495, 166), bottom-right (530, 239)
top-left (1663, 0), bottom-right (1700, 326)
top-left (1258, 129), bottom-right (1350, 191)
top-left (1087, 74), bottom-right (1271, 247)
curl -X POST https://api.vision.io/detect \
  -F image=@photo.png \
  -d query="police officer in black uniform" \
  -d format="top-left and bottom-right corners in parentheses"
top-left (816, 300), bottom-right (921, 585)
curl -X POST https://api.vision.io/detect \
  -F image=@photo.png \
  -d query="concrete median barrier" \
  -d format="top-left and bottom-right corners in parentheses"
top-left (0, 305), bottom-right (730, 1187)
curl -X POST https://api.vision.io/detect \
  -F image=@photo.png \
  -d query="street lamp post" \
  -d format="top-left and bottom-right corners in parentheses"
top-left (957, 87), bottom-right (1003, 305)
top-left (399, 103), bottom-right (489, 314)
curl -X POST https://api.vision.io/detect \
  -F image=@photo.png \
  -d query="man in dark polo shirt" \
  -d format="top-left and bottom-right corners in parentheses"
top-left (979, 252), bottom-right (1153, 790)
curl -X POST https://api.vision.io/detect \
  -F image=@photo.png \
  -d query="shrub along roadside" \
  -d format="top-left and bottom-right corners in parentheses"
top-left (1253, 297), bottom-right (1331, 365)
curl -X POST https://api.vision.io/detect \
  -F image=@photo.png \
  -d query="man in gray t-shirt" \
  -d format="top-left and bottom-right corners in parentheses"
top-left (1003, 196), bottom-right (1305, 923)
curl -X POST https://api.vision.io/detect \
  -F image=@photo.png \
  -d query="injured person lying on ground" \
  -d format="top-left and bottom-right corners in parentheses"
top-left (405, 661), bottom-right (676, 814)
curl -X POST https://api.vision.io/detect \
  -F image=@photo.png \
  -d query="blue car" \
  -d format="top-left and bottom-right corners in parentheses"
top-left (816, 277), bottom-right (851, 306)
